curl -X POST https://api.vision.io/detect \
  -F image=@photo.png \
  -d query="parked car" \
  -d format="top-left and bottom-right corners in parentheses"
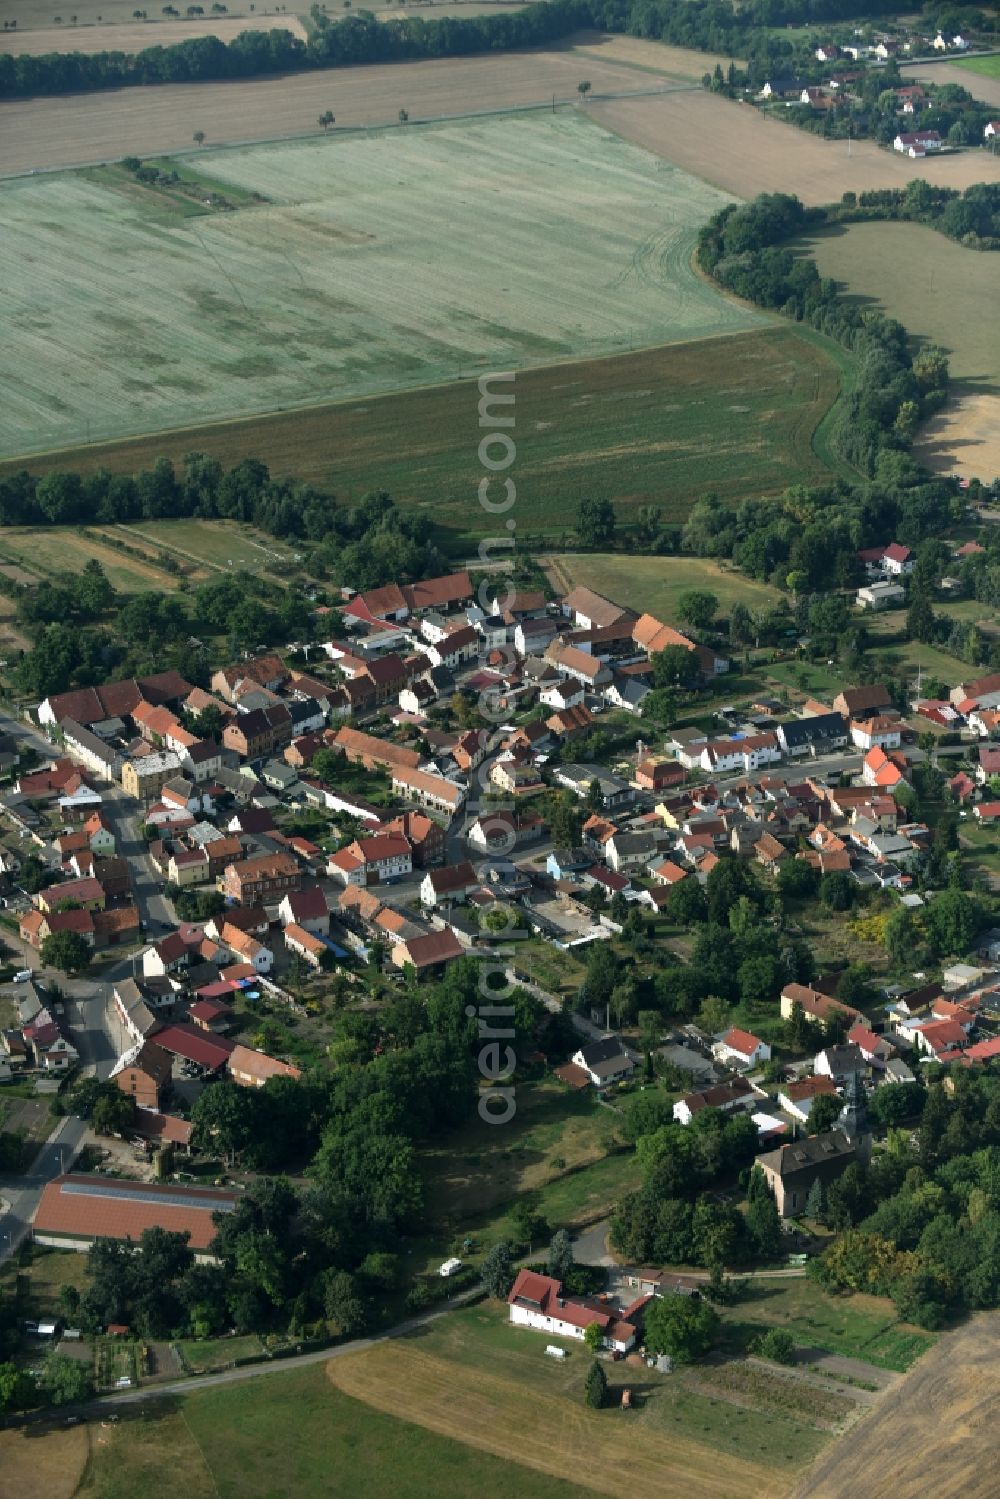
top-left (13, 969), bottom-right (33, 983)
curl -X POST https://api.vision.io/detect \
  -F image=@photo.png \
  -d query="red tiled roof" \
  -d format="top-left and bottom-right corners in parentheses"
top-left (151, 1025), bottom-right (234, 1069)
top-left (721, 1027), bottom-right (763, 1056)
top-left (33, 1173), bottom-right (235, 1251)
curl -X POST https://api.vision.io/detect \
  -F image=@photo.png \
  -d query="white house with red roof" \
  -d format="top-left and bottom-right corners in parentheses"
top-left (847, 1023), bottom-right (896, 1068)
top-left (507, 1269), bottom-right (637, 1352)
top-left (713, 1027), bottom-right (771, 1069)
top-left (278, 887), bottom-right (330, 934)
top-left (777, 1075), bottom-right (838, 1123)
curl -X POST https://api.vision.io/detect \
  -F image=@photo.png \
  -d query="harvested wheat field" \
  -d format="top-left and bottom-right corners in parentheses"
top-left (802, 219), bottom-right (1000, 484)
top-left (591, 89), bottom-right (1000, 204)
top-left (916, 390), bottom-right (1000, 483)
top-left (327, 1341), bottom-right (782, 1499)
top-left (0, 1423), bottom-right (89, 1499)
top-left (0, 15), bottom-right (306, 54)
top-left (0, 34), bottom-right (696, 177)
top-left (789, 1311), bottom-right (1000, 1499)
top-left (567, 34), bottom-right (742, 80)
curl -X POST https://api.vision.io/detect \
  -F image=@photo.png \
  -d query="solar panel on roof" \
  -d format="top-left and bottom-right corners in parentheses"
top-left (61, 1181), bottom-right (236, 1213)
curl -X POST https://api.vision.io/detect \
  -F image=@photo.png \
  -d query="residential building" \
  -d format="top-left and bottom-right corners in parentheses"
top-left (121, 751), bottom-right (182, 801)
top-left (780, 982), bottom-right (862, 1032)
top-left (390, 928), bottom-right (465, 972)
top-left (507, 1269), bottom-right (636, 1353)
top-left (223, 852), bottom-right (301, 905)
top-left (278, 887), bottom-right (330, 934)
top-left (228, 1043), bottom-right (301, 1088)
top-left (283, 923), bottom-right (328, 969)
top-left (111, 1040), bottom-right (173, 1110)
top-left (777, 1075), bottom-right (839, 1124)
top-left (673, 1076), bottom-right (759, 1125)
top-left (391, 766), bottom-right (466, 817)
top-left (713, 1027), bottom-right (770, 1069)
top-left (570, 1037), bottom-right (635, 1089)
top-left (420, 862), bottom-right (479, 908)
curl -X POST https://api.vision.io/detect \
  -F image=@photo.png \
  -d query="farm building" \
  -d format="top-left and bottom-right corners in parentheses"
top-left (32, 1174), bottom-right (238, 1258)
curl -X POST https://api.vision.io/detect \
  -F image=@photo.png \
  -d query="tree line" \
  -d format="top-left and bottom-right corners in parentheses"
top-left (0, 0), bottom-right (927, 101)
top-left (697, 191), bottom-right (953, 477)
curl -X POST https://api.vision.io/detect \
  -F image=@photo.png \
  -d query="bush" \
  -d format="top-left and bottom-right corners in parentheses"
top-left (750, 1327), bottom-right (796, 1365)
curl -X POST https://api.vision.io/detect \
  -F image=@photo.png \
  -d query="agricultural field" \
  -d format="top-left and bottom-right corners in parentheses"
top-left (328, 1304), bottom-right (834, 1495)
top-left (543, 553), bottom-right (784, 618)
top-left (72, 1361), bottom-right (590, 1499)
top-left (0, 0), bottom-right (537, 33)
top-left (0, 35), bottom-right (705, 178)
top-left (802, 220), bottom-right (1000, 484)
top-left (0, 111), bottom-right (766, 462)
top-left (591, 88), bottom-right (1000, 204)
top-left (0, 15), bottom-right (308, 53)
top-left (911, 57), bottom-right (1000, 108)
top-left (1, 328), bottom-right (841, 552)
top-left (0, 1424), bottom-right (89, 1499)
top-left (790, 1311), bottom-right (1000, 1499)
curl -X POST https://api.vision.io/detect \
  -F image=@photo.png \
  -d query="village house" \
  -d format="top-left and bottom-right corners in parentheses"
top-left (780, 982), bottom-right (862, 1033)
top-left (569, 1037), bottom-right (635, 1089)
top-left (507, 1269), bottom-right (637, 1353)
top-left (392, 765), bottom-right (466, 817)
top-left (420, 863), bottom-right (480, 908)
top-left (121, 751), bottom-right (183, 801)
top-left (223, 852), bottom-right (301, 905)
top-left (111, 1039), bottom-right (173, 1111)
top-left (283, 922), bottom-right (328, 969)
top-left (713, 1027), bottom-right (770, 1069)
top-left (390, 927), bottom-right (465, 973)
top-left (278, 887), bottom-right (330, 934)
top-left (227, 1043), bottom-right (302, 1088)
top-left (777, 1074), bottom-right (839, 1124)
top-left (673, 1076), bottom-right (760, 1125)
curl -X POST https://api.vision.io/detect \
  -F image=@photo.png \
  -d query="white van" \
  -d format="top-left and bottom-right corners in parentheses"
top-left (438, 1257), bottom-right (463, 1278)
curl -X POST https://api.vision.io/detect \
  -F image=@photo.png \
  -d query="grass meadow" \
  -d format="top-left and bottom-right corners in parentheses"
top-left (1, 112), bottom-right (763, 461)
top-left (802, 222), bottom-right (1000, 393)
top-left (543, 553), bottom-right (784, 618)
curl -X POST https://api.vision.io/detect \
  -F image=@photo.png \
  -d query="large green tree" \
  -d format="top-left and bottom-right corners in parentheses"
top-left (644, 1293), bottom-right (719, 1363)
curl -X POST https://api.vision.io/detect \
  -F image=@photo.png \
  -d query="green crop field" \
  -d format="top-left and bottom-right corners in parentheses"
top-left (953, 54), bottom-right (1000, 80)
top-left (2, 327), bottom-right (841, 552)
top-left (1, 112), bottom-right (768, 462)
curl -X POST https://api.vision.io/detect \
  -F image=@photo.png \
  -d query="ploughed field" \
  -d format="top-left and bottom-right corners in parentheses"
top-left (0, 111), bottom-right (765, 461)
top-left (0, 35), bottom-right (705, 177)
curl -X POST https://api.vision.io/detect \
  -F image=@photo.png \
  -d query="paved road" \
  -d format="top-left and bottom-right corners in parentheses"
top-left (0, 1114), bottom-right (89, 1262)
top-left (0, 706), bottom-right (178, 1259)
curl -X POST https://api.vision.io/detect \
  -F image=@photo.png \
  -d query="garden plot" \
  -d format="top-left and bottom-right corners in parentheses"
top-left (0, 112), bottom-right (761, 458)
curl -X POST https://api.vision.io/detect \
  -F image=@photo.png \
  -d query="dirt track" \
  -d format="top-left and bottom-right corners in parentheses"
top-left (787, 1312), bottom-right (1000, 1499)
top-left (590, 89), bottom-right (1000, 204)
top-left (0, 35), bottom-right (698, 176)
